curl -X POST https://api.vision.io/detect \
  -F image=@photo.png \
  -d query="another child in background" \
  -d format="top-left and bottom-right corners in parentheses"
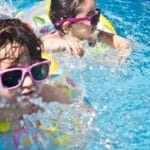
top-left (41, 0), bottom-right (131, 58)
top-left (0, 19), bottom-right (70, 125)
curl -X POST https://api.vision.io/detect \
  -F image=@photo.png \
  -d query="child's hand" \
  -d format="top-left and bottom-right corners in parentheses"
top-left (63, 33), bottom-right (84, 57)
top-left (113, 35), bottom-right (132, 58)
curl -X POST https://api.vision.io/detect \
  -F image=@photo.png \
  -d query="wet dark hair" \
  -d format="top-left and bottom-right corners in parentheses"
top-left (0, 19), bottom-right (42, 63)
top-left (50, 0), bottom-right (85, 31)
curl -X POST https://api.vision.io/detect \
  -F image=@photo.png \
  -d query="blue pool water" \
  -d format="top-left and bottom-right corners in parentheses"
top-left (1, 0), bottom-right (150, 149)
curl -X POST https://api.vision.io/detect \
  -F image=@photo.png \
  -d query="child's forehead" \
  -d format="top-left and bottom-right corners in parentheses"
top-left (0, 42), bottom-right (28, 58)
top-left (0, 43), bottom-right (31, 68)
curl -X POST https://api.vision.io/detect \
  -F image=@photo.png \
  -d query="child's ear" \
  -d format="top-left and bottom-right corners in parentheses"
top-left (62, 21), bottom-right (71, 32)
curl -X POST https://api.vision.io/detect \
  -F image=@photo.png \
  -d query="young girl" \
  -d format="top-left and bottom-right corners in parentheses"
top-left (41, 0), bottom-right (131, 58)
top-left (0, 19), bottom-right (70, 127)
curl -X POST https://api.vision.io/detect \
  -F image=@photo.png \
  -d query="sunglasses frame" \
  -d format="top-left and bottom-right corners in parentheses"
top-left (0, 59), bottom-right (50, 90)
top-left (55, 8), bottom-right (100, 27)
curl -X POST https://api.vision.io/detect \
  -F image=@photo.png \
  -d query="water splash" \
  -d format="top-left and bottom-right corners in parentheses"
top-left (19, 97), bottom-right (97, 149)
top-left (0, 0), bottom-right (16, 19)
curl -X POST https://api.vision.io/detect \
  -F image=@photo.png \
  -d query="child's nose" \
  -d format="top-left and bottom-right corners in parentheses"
top-left (21, 74), bottom-right (34, 88)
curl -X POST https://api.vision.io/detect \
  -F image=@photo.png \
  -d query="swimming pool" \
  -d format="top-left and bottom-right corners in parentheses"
top-left (1, 0), bottom-right (150, 149)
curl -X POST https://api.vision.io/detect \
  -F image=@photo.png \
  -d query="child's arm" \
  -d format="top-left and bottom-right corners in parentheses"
top-left (41, 84), bottom-right (71, 104)
top-left (96, 31), bottom-right (132, 57)
top-left (41, 32), bottom-right (66, 51)
top-left (41, 32), bottom-right (84, 57)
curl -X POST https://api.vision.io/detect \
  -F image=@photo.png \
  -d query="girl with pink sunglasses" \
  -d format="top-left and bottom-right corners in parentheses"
top-left (41, 0), bottom-right (132, 58)
top-left (0, 19), bottom-right (70, 129)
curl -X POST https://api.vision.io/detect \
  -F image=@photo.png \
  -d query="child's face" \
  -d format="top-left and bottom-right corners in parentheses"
top-left (0, 43), bottom-right (44, 103)
top-left (70, 0), bottom-right (97, 39)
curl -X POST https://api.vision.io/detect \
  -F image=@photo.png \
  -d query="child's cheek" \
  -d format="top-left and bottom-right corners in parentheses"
top-left (71, 23), bottom-right (93, 39)
top-left (0, 88), bottom-right (17, 102)
top-left (36, 83), bottom-right (44, 95)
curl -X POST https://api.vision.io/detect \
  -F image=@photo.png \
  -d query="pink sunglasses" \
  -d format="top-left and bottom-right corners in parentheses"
top-left (0, 59), bottom-right (50, 89)
top-left (55, 9), bottom-right (100, 27)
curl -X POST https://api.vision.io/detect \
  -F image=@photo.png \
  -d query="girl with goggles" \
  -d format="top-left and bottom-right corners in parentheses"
top-left (0, 19), bottom-right (70, 124)
top-left (41, 0), bottom-right (131, 58)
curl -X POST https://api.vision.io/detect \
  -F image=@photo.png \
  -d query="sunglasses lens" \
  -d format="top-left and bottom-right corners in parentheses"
top-left (91, 14), bottom-right (99, 25)
top-left (91, 9), bottom-right (100, 25)
top-left (2, 70), bottom-right (22, 88)
top-left (31, 62), bottom-right (49, 81)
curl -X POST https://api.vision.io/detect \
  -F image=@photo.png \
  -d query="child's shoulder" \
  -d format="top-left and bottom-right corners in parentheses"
top-left (41, 83), bottom-right (71, 104)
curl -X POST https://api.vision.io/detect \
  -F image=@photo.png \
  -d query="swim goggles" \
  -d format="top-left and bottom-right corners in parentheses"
top-left (0, 59), bottom-right (50, 89)
top-left (55, 8), bottom-right (100, 27)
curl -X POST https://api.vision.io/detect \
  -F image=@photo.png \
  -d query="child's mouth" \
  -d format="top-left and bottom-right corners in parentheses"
top-left (17, 91), bottom-right (38, 102)
top-left (23, 91), bottom-right (34, 97)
